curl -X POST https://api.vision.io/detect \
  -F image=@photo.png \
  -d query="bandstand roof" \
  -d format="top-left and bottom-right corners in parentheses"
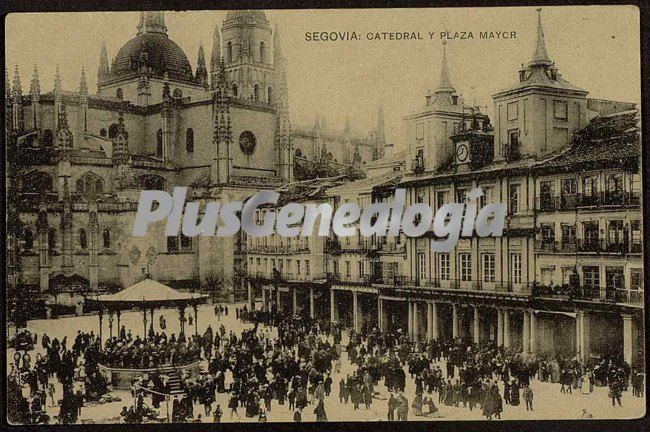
top-left (86, 278), bottom-right (207, 308)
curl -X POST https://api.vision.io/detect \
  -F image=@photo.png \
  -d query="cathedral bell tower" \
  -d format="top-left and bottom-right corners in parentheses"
top-left (217, 10), bottom-right (274, 102)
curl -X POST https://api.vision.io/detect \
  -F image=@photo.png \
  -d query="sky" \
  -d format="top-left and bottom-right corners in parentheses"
top-left (5, 6), bottom-right (641, 150)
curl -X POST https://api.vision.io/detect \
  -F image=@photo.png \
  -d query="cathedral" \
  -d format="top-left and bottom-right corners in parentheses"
top-left (5, 10), bottom-right (382, 316)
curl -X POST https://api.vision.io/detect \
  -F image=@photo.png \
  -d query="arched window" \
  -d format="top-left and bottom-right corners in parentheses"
top-left (24, 228), bottom-right (34, 250)
top-left (139, 174), bottom-right (166, 191)
top-left (260, 41), bottom-right (266, 63)
top-left (156, 129), bottom-right (163, 158)
top-left (102, 228), bottom-right (110, 248)
top-left (108, 123), bottom-right (119, 139)
top-left (22, 171), bottom-right (53, 194)
top-left (295, 148), bottom-right (302, 158)
top-left (116, 88), bottom-right (123, 100)
top-left (79, 229), bottom-right (87, 249)
top-left (95, 178), bottom-right (104, 195)
top-left (267, 86), bottom-right (273, 104)
top-left (99, 128), bottom-right (107, 138)
top-left (48, 228), bottom-right (57, 250)
top-left (227, 42), bottom-right (233, 62)
top-left (42, 129), bottom-right (54, 147)
top-left (185, 128), bottom-right (194, 153)
top-left (253, 84), bottom-right (260, 102)
top-left (232, 83), bottom-right (238, 97)
top-left (76, 172), bottom-right (104, 198)
top-left (173, 88), bottom-right (183, 98)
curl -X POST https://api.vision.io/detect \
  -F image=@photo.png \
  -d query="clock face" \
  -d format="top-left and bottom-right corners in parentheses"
top-left (456, 143), bottom-right (469, 162)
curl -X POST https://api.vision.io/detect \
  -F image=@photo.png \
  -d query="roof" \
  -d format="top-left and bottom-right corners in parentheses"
top-left (112, 32), bottom-right (193, 82)
top-left (533, 109), bottom-right (640, 173)
top-left (495, 68), bottom-right (587, 97)
top-left (88, 278), bottom-right (207, 306)
top-left (269, 175), bottom-right (351, 206)
top-left (327, 172), bottom-right (402, 196)
top-left (365, 150), bottom-right (407, 168)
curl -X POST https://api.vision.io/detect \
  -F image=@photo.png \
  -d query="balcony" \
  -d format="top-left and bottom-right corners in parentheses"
top-left (539, 191), bottom-right (641, 212)
top-left (375, 276), bottom-right (533, 295)
top-left (325, 238), bottom-right (342, 255)
top-left (532, 285), bottom-right (643, 306)
top-left (247, 244), bottom-right (310, 254)
top-left (504, 143), bottom-right (521, 162)
top-left (411, 156), bottom-right (425, 174)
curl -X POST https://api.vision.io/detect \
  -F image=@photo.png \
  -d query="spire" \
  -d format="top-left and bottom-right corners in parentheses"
top-left (435, 40), bottom-right (455, 94)
top-left (196, 43), bottom-right (208, 85)
top-left (30, 65), bottom-right (40, 100)
top-left (273, 23), bottom-right (284, 60)
top-left (528, 8), bottom-right (552, 67)
top-left (212, 57), bottom-right (232, 185)
top-left (98, 42), bottom-right (110, 84)
top-left (54, 65), bottom-right (62, 97)
top-left (137, 11), bottom-right (167, 36)
top-left (79, 66), bottom-right (88, 96)
top-left (375, 103), bottom-right (386, 160)
top-left (12, 65), bottom-right (22, 100)
top-left (58, 105), bottom-right (69, 131)
top-left (56, 104), bottom-right (73, 150)
top-left (210, 24), bottom-right (221, 72)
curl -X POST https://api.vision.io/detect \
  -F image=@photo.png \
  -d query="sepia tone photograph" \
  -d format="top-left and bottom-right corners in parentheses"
top-left (4, 4), bottom-right (645, 425)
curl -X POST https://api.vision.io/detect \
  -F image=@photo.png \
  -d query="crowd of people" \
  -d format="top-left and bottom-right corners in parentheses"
top-left (7, 302), bottom-right (645, 424)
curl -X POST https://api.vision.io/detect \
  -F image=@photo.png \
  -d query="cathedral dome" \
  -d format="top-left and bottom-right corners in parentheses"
top-left (225, 10), bottom-right (268, 23)
top-left (111, 12), bottom-right (193, 82)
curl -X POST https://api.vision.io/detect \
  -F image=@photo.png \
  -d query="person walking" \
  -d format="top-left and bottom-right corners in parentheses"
top-left (522, 384), bottom-right (533, 411)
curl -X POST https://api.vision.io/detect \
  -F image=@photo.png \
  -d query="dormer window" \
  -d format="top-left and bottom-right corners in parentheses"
top-left (451, 95), bottom-right (458, 105)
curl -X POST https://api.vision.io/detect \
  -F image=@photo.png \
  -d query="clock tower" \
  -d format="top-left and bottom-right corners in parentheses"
top-left (450, 108), bottom-right (494, 172)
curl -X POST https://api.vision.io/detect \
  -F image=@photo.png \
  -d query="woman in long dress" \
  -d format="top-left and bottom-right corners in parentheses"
top-left (581, 372), bottom-right (591, 394)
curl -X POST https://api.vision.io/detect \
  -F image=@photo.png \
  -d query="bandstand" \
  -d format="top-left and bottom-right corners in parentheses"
top-left (85, 278), bottom-right (208, 389)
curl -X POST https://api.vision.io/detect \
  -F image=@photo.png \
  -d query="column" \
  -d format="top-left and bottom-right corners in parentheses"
top-left (143, 308), bottom-right (148, 339)
top-left (261, 287), bottom-right (267, 312)
top-left (352, 291), bottom-right (359, 332)
top-left (426, 303), bottom-right (433, 340)
top-left (576, 310), bottom-right (591, 360)
top-left (292, 287), bottom-right (297, 315)
top-left (497, 309), bottom-right (504, 346)
top-left (432, 302), bottom-right (439, 340)
top-left (378, 298), bottom-right (384, 332)
top-left (530, 311), bottom-right (537, 354)
top-left (247, 281), bottom-right (254, 310)
top-left (309, 286), bottom-right (314, 319)
top-left (330, 289), bottom-right (337, 322)
top-left (473, 306), bottom-right (480, 345)
top-left (108, 311), bottom-right (114, 340)
top-left (413, 302), bottom-right (419, 341)
top-left (503, 309), bottom-right (511, 348)
top-left (276, 287), bottom-right (281, 312)
top-left (193, 304), bottom-right (199, 336)
top-left (523, 311), bottom-right (531, 352)
top-left (116, 310), bottom-right (121, 337)
top-left (576, 310), bottom-right (590, 361)
top-left (452, 304), bottom-right (459, 339)
top-left (407, 302), bottom-right (413, 340)
top-left (622, 314), bottom-right (633, 366)
top-left (98, 309), bottom-right (103, 345)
